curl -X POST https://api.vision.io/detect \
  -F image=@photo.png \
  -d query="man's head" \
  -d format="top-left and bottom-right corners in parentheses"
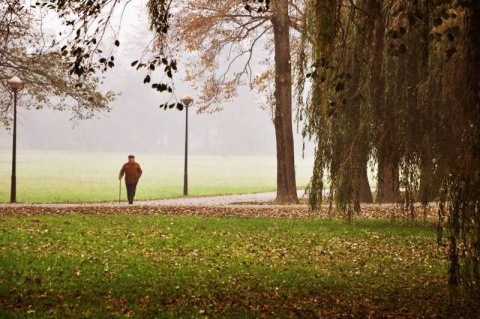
top-left (128, 155), bottom-right (135, 162)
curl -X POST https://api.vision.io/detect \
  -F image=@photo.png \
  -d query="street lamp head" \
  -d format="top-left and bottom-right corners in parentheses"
top-left (180, 95), bottom-right (193, 107)
top-left (7, 76), bottom-right (24, 91)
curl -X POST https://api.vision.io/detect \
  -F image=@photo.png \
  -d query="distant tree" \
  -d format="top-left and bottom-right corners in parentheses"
top-left (269, 0), bottom-right (298, 203)
top-left (155, 0), bottom-right (300, 203)
top-left (0, 0), bottom-right (115, 127)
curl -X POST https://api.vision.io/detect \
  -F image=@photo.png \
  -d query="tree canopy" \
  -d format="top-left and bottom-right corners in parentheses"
top-left (0, 0), bottom-right (115, 127)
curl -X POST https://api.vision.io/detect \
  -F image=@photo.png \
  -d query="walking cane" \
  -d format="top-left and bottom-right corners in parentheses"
top-left (118, 179), bottom-right (121, 203)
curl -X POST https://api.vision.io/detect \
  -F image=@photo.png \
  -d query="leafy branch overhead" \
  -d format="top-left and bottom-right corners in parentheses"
top-left (30, 0), bottom-right (176, 102)
top-left (0, 1), bottom-right (115, 126)
top-left (28, 0), bottom-right (274, 110)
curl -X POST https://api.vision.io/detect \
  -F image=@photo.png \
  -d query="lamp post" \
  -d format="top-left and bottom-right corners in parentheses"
top-left (6, 76), bottom-right (24, 203)
top-left (180, 95), bottom-right (193, 196)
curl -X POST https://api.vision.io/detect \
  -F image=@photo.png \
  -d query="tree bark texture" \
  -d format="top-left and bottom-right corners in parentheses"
top-left (418, 157), bottom-right (443, 204)
top-left (358, 164), bottom-right (373, 203)
top-left (271, 0), bottom-right (299, 204)
top-left (376, 156), bottom-right (399, 203)
top-left (369, 1), bottom-right (399, 204)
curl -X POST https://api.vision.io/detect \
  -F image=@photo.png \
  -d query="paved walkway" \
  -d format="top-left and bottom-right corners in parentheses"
top-left (0, 191), bottom-right (309, 208)
top-left (135, 191), bottom-right (306, 207)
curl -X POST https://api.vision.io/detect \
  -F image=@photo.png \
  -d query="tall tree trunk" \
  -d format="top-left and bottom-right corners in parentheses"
top-left (440, 2), bottom-right (480, 297)
top-left (418, 157), bottom-right (443, 204)
top-left (358, 163), bottom-right (373, 203)
top-left (368, 0), bottom-right (400, 204)
top-left (376, 156), bottom-right (399, 203)
top-left (270, 0), bottom-right (298, 204)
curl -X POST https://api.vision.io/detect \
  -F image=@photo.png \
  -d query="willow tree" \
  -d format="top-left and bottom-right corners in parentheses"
top-left (367, 0), bottom-right (398, 204)
top-left (378, 1), bottom-right (480, 298)
top-left (300, 0), bottom-right (436, 213)
top-left (375, 0), bottom-right (432, 210)
top-left (298, 0), bottom-right (376, 217)
top-left (431, 1), bottom-right (480, 304)
top-left (325, 1), bottom-right (376, 212)
top-left (301, 0), bottom-right (480, 303)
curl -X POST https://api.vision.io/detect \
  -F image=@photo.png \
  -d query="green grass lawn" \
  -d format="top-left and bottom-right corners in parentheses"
top-left (0, 210), bottom-right (475, 318)
top-left (0, 150), bottom-right (314, 203)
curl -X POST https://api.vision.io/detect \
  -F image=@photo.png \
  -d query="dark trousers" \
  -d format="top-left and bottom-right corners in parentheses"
top-left (125, 183), bottom-right (138, 204)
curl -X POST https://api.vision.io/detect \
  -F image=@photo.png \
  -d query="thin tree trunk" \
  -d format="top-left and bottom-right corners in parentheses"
top-left (271, 0), bottom-right (298, 204)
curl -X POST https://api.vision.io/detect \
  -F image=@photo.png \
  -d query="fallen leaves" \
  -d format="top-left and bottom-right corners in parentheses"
top-left (1, 202), bottom-right (465, 318)
top-left (0, 203), bottom-right (440, 221)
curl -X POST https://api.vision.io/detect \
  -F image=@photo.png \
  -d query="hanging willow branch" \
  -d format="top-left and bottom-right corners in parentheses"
top-left (299, 0), bottom-right (376, 217)
top-left (300, 0), bottom-right (479, 302)
top-left (435, 0), bottom-right (480, 304)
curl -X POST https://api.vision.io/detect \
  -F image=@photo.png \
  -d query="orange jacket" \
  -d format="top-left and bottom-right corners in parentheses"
top-left (119, 162), bottom-right (142, 184)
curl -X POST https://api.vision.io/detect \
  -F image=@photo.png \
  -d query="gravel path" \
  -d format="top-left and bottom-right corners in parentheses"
top-left (0, 190), bottom-right (308, 208)
top-left (135, 191), bottom-right (306, 207)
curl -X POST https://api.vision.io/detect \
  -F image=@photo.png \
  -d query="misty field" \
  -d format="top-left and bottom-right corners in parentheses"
top-left (0, 150), bottom-right (314, 203)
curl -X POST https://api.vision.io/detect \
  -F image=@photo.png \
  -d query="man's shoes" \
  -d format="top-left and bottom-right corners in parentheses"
top-left (129, 202), bottom-right (133, 204)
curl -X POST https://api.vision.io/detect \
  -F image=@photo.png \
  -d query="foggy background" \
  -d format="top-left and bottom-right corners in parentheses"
top-left (0, 2), bottom-right (315, 159)
top-left (0, 69), bottom-right (314, 158)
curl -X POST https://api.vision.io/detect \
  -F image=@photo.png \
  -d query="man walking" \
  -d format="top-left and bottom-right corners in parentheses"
top-left (119, 155), bottom-right (143, 204)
